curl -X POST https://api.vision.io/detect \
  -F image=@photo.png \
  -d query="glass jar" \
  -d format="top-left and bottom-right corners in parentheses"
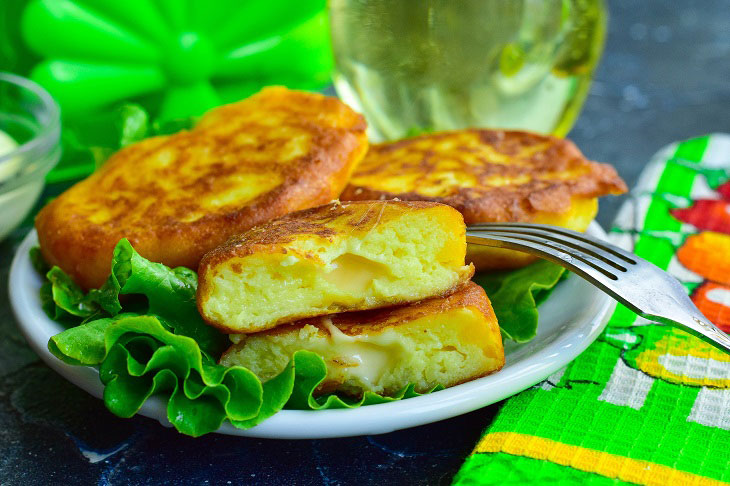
top-left (330, 0), bottom-right (607, 141)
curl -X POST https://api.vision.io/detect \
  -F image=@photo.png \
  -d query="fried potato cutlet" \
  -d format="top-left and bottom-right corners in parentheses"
top-left (341, 129), bottom-right (627, 270)
top-left (220, 282), bottom-right (504, 396)
top-left (35, 87), bottom-right (368, 289)
top-left (197, 200), bottom-right (474, 334)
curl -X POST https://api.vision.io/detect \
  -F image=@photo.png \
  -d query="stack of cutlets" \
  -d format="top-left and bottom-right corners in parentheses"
top-left (199, 200), bottom-right (505, 397)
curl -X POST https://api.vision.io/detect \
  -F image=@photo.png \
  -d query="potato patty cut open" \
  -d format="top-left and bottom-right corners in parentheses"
top-left (341, 129), bottom-right (626, 270)
top-left (220, 282), bottom-right (504, 396)
top-left (197, 201), bottom-right (474, 333)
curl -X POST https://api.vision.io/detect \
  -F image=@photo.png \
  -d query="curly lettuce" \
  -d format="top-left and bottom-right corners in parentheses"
top-left (473, 260), bottom-right (566, 342)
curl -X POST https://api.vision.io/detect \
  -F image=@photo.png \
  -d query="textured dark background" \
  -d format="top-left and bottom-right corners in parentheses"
top-left (2, 1), bottom-right (729, 484)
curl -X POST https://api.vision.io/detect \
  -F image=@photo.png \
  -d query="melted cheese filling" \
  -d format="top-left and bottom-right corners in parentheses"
top-left (320, 318), bottom-right (403, 386)
top-left (322, 253), bottom-right (392, 294)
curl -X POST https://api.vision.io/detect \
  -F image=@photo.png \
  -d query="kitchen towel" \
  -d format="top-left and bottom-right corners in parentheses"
top-left (454, 134), bottom-right (730, 485)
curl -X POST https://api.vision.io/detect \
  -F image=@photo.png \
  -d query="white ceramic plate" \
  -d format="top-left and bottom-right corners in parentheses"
top-left (10, 224), bottom-right (614, 439)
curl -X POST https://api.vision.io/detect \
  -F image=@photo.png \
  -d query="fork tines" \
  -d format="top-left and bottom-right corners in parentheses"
top-left (466, 223), bottom-right (634, 281)
top-left (468, 223), bottom-right (637, 264)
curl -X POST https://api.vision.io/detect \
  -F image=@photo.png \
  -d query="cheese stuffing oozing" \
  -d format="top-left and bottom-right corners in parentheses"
top-left (220, 282), bottom-right (504, 396)
top-left (197, 200), bottom-right (474, 333)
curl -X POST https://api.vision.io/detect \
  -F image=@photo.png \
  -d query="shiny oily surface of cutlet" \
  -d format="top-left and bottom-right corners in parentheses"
top-left (35, 87), bottom-right (368, 289)
top-left (197, 200), bottom-right (474, 333)
top-left (220, 282), bottom-right (504, 396)
top-left (341, 129), bottom-right (627, 223)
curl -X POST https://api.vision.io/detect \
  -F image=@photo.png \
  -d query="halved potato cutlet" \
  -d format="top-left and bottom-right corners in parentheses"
top-left (220, 282), bottom-right (504, 396)
top-left (197, 200), bottom-right (474, 333)
top-left (341, 129), bottom-right (626, 270)
top-left (35, 86), bottom-right (368, 289)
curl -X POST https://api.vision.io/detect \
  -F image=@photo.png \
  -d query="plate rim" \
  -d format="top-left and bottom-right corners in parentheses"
top-left (9, 224), bottom-right (615, 439)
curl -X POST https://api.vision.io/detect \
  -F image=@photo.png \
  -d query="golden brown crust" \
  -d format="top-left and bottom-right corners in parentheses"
top-left (35, 87), bottom-right (368, 289)
top-left (245, 281), bottom-right (491, 338)
top-left (341, 129), bottom-right (627, 224)
top-left (198, 200), bottom-right (447, 270)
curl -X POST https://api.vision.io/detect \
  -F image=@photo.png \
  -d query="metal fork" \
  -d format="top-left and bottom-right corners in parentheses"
top-left (466, 222), bottom-right (730, 353)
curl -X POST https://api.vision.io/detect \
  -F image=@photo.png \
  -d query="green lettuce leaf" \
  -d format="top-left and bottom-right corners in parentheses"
top-left (117, 104), bottom-right (149, 147)
top-left (29, 246), bottom-right (49, 275)
top-left (47, 104), bottom-right (196, 184)
top-left (474, 260), bottom-right (566, 342)
top-left (50, 313), bottom-right (284, 436)
top-left (106, 239), bottom-right (228, 359)
top-left (38, 239), bottom-right (229, 360)
top-left (46, 267), bottom-right (100, 318)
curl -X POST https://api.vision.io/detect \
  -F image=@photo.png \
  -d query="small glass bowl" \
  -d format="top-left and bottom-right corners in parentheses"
top-left (0, 72), bottom-right (61, 240)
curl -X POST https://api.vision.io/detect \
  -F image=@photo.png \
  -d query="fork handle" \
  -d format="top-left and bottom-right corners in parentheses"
top-left (646, 312), bottom-right (730, 354)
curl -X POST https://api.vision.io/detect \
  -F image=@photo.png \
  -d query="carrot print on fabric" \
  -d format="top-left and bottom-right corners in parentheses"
top-left (676, 231), bottom-right (730, 285)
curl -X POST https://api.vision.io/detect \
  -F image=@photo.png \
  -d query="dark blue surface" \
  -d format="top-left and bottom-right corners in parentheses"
top-left (2, 1), bottom-right (730, 484)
